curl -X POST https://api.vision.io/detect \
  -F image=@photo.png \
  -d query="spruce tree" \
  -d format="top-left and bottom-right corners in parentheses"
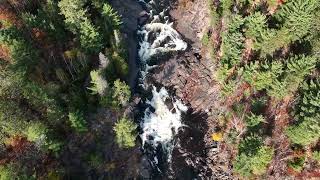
top-left (258, 0), bottom-right (320, 56)
top-left (58, 0), bottom-right (87, 33)
top-left (0, 27), bottom-right (39, 76)
top-left (221, 15), bottom-right (245, 68)
top-left (286, 116), bottom-right (320, 146)
top-left (59, 0), bottom-right (104, 53)
top-left (234, 135), bottom-right (274, 177)
top-left (283, 55), bottom-right (317, 93)
top-left (113, 117), bottom-right (137, 148)
top-left (286, 79), bottom-right (320, 146)
top-left (101, 3), bottom-right (122, 30)
top-left (79, 18), bottom-right (103, 53)
top-left (244, 12), bottom-right (270, 50)
top-left (111, 79), bottom-right (131, 107)
top-left (295, 79), bottom-right (320, 119)
top-left (275, 0), bottom-right (319, 41)
top-left (68, 110), bottom-right (88, 133)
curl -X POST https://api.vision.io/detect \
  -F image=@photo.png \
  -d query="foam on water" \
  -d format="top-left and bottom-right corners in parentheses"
top-left (140, 87), bottom-right (187, 162)
top-left (138, 23), bottom-right (187, 62)
top-left (137, 0), bottom-right (188, 165)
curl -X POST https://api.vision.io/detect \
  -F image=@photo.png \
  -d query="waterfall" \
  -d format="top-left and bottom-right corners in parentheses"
top-left (137, 0), bottom-right (188, 167)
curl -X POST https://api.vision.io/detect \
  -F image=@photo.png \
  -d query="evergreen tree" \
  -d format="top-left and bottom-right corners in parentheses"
top-left (243, 61), bottom-right (283, 92)
top-left (283, 55), bottom-right (317, 93)
top-left (59, 0), bottom-right (103, 53)
top-left (25, 122), bottom-right (62, 152)
top-left (0, 164), bottom-right (16, 180)
top-left (275, 0), bottom-right (319, 41)
top-left (242, 61), bottom-right (259, 86)
top-left (238, 135), bottom-right (263, 155)
top-left (221, 79), bottom-right (237, 97)
top-left (68, 110), bottom-right (88, 133)
top-left (244, 12), bottom-right (269, 49)
top-left (266, 79), bottom-right (287, 99)
top-left (296, 79), bottom-right (320, 118)
top-left (0, 100), bottom-right (30, 137)
top-left (58, 0), bottom-right (87, 33)
top-left (216, 64), bottom-right (234, 84)
top-left (234, 135), bottom-right (274, 177)
top-left (0, 27), bottom-right (39, 76)
top-left (220, 0), bottom-right (233, 17)
top-left (0, 163), bottom-right (33, 180)
top-left (113, 117), bottom-right (137, 148)
top-left (234, 146), bottom-right (274, 177)
top-left (288, 156), bottom-right (305, 172)
top-left (312, 151), bottom-right (320, 163)
top-left (111, 79), bottom-right (131, 107)
top-left (22, 0), bottom-right (66, 41)
top-left (111, 51), bottom-right (129, 79)
top-left (286, 79), bottom-right (320, 146)
top-left (258, 0), bottom-right (320, 56)
top-left (88, 70), bottom-right (108, 96)
top-left (221, 15), bottom-right (245, 68)
top-left (257, 29), bottom-right (290, 57)
top-left (25, 122), bottom-right (48, 143)
top-left (91, 0), bottom-right (108, 9)
top-left (79, 18), bottom-right (103, 53)
top-left (22, 81), bottom-right (64, 123)
top-left (101, 3), bottom-right (122, 30)
top-left (245, 113), bottom-right (265, 128)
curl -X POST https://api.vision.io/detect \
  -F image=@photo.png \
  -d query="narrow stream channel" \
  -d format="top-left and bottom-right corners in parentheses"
top-left (135, 0), bottom-right (189, 177)
top-left (121, 0), bottom-right (213, 178)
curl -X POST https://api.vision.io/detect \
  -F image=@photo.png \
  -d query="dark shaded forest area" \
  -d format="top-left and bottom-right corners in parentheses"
top-left (0, 0), bottom-right (137, 179)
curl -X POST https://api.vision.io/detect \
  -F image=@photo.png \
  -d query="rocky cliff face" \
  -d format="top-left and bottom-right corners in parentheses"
top-left (152, 0), bottom-right (219, 113)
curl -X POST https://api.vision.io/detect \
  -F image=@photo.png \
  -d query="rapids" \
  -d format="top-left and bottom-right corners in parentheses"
top-left (136, 0), bottom-right (188, 170)
top-left (138, 23), bottom-right (187, 62)
top-left (140, 87), bottom-right (187, 161)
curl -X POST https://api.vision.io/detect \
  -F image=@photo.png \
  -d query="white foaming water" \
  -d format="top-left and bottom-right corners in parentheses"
top-left (137, 0), bottom-right (188, 164)
top-left (140, 87), bottom-right (187, 161)
top-left (138, 23), bottom-right (187, 62)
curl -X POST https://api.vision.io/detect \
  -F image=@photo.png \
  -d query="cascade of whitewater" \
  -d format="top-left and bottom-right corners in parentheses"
top-left (137, 0), bottom-right (188, 166)
top-left (137, 0), bottom-right (187, 86)
top-left (140, 87), bottom-right (188, 163)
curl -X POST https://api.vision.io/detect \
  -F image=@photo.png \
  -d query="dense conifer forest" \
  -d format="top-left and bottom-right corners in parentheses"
top-left (0, 0), bottom-right (134, 178)
top-left (205, 0), bottom-right (320, 178)
top-left (0, 0), bottom-right (319, 179)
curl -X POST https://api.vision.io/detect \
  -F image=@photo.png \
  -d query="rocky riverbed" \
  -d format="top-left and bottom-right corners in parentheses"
top-left (110, 0), bottom-right (234, 178)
